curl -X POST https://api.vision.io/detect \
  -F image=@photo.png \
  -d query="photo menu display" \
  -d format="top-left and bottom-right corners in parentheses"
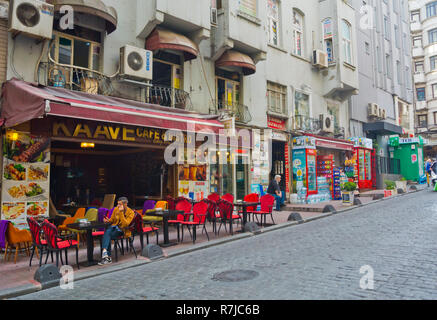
top-left (1, 131), bottom-right (50, 229)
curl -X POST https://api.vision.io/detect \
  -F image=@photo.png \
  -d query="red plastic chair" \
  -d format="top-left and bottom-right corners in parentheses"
top-left (27, 217), bottom-right (49, 267)
top-left (221, 193), bottom-right (234, 204)
top-left (168, 199), bottom-right (192, 242)
top-left (207, 193), bottom-right (220, 203)
top-left (252, 194), bottom-right (276, 226)
top-left (217, 199), bottom-right (241, 235)
top-left (179, 201), bottom-right (209, 243)
top-left (131, 212), bottom-right (159, 250)
top-left (241, 193), bottom-right (260, 221)
top-left (202, 198), bottom-right (219, 235)
top-left (166, 195), bottom-right (176, 210)
top-left (41, 220), bottom-right (80, 269)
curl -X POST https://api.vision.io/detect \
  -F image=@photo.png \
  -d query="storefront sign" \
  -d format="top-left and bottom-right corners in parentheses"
top-left (315, 138), bottom-right (355, 151)
top-left (221, 117), bottom-right (236, 136)
top-left (271, 131), bottom-right (287, 141)
top-left (1, 131), bottom-right (51, 228)
top-left (52, 120), bottom-right (190, 145)
top-left (292, 136), bottom-right (316, 149)
top-left (348, 137), bottom-right (373, 149)
top-left (412, 154), bottom-right (417, 163)
top-left (399, 138), bottom-right (420, 144)
top-left (267, 116), bottom-right (286, 131)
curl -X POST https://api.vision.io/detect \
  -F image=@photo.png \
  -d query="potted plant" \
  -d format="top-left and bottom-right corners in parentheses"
top-left (341, 182), bottom-right (357, 206)
top-left (384, 180), bottom-right (396, 197)
top-left (395, 177), bottom-right (407, 193)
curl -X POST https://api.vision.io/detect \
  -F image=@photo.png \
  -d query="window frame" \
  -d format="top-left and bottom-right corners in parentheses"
top-left (292, 9), bottom-right (304, 57)
top-left (267, 81), bottom-right (287, 115)
top-left (267, 0), bottom-right (280, 46)
top-left (428, 28), bottom-right (437, 45)
top-left (417, 87), bottom-right (426, 101)
top-left (418, 114), bottom-right (428, 128)
top-left (341, 19), bottom-right (353, 65)
top-left (427, 1), bottom-right (437, 18)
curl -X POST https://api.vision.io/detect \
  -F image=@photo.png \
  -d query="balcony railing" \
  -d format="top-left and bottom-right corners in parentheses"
top-left (38, 61), bottom-right (193, 110)
top-left (334, 124), bottom-right (345, 138)
top-left (292, 115), bottom-right (321, 133)
top-left (211, 100), bottom-right (252, 124)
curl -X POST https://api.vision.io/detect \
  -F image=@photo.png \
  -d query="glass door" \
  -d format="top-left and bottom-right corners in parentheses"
top-left (236, 155), bottom-right (249, 200)
top-left (359, 149), bottom-right (365, 181)
top-left (307, 153), bottom-right (317, 193)
top-left (365, 150), bottom-right (372, 181)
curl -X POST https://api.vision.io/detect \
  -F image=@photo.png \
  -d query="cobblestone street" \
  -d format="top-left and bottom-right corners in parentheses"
top-left (14, 189), bottom-right (437, 300)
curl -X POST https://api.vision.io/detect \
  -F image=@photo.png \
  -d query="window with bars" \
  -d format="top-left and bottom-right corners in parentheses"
top-left (267, 82), bottom-right (287, 115)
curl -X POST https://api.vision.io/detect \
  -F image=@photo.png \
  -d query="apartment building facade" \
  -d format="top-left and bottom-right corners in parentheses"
top-left (0, 0), bottom-right (361, 208)
top-left (350, 0), bottom-right (413, 176)
top-left (410, 0), bottom-right (437, 157)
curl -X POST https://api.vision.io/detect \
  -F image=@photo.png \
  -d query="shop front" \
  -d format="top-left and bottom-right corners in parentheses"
top-left (347, 137), bottom-right (375, 190)
top-left (291, 135), bottom-right (355, 204)
top-left (388, 136), bottom-right (426, 182)
top-left (0, 79), bottom-right (224, 226)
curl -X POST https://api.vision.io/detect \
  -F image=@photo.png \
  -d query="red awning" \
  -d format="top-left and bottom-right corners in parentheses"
top-left (216, 50), bottom-right (256, 75)
top-left (0, 78), bottom-right (224, 134)
top-left (305, 133), bottom-right (355, 152)
top-left (146, 28), bottom-right (199, 61)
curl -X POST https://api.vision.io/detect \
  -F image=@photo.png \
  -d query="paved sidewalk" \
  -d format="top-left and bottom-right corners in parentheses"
top-left (0, 184), bottom-right (428, 299)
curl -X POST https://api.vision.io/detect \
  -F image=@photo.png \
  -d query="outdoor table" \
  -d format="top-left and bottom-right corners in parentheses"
top-left (233, 201), bottom-right (261, 232)
top-left (66, 221), bottom-right (110, 267)
top-left (143, 209), bottom-right (184, 247)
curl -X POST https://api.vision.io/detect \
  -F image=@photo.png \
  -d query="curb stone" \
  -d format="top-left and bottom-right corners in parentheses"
top-left (0, 187), bottom-right (426, 299)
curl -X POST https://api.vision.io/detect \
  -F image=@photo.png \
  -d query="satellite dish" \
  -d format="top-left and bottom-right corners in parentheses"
top-left (16, 3), bottom-right (40, 28)
top-left (127, 52), bottom-right (143, 71)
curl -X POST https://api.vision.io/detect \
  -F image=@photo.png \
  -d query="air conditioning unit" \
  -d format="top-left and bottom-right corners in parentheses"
top-left (8, 0), bottom-right (54, 40)
top-left (313, 50), bottom-right (328, 69)
top-left (120, 45), bottom-right (153, 81)
top-left (211, 7), bottom-right (218, 26)
top-left (368, 103), bottom-right (379, 117)
top-left (319, 114), bottom-right (334, 133)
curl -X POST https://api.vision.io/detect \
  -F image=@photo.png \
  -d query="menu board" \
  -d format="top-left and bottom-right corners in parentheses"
top-left (178, 164), bottom-right (209, 201)
top-left (1, 131), bottom-right (50, 229)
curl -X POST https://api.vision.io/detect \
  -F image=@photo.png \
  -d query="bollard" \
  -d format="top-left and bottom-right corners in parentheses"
top-left (287, 212), bottom-right (303, 223)
top-left (244, 222), bottom-right (261, 234)
top-left (34, 264), bottom-right (61, 289)
top-left (353, 198), bottom-right (362, 206)
top-left (141, 244), bottom-right (164, 260)
top-left (322, 205), bottom-right (337, 213)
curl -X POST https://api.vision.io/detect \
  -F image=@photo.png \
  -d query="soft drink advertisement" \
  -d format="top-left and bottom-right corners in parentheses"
top-left (1, 130), bottom-right (51, 229)
top-left (292, 149), bottom-right (306, 183)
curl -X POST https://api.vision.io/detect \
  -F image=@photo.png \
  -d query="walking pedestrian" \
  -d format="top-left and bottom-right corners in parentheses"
top-left (425, 158), bottom-right (432, 187)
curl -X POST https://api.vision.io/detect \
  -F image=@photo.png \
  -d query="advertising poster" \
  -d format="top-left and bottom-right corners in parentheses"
top-left (1, 131), bottom-right (50, 229)
top-left (178, 164), bottom-right (209, 200)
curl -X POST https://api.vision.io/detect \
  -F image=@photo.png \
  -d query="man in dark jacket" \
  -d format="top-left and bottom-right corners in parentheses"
top-left (267, 175), bottom-right (285, 211)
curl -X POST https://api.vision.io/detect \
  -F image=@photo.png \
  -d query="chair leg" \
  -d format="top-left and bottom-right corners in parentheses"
top-left (76, 247), bottom-right (80, 270)
top-left (55, 251), bottom-right (59, 267)
top-left (204, 225), bottom-right (210, 241)
top-left (39, 247), bottom-right (44, 267)
top-left (271, 213), bottom-right (275, 225)
top-left (3, 242), bottom-right (8, 262)
top-left (114, 241), bottom-right (118, 262)
top-left (29, 246), bottom-right (35, 267)
top-left (14, 243), bottom-right (19, 264)
top-left (65, 248), bottom-right (68, 266)
top-left (44, 249), bottom-right (50, 264)
top-left (129, 238), bottom-right (137, 259)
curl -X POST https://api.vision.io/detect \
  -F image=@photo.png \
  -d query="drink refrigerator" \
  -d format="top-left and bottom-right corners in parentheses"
top-left (292, 148), bottom-right (318, 197)
top-left (355, 147), bottom-right (373, 189)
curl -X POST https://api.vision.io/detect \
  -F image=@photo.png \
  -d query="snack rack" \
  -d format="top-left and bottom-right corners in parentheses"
top-left (332, 167), bottom-right (342, 200)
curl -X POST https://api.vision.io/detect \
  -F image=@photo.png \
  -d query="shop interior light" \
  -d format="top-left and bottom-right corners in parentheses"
top-left (81, 142), bottom-right (95, 148)
top-left (11, 132), bottom-right (18, 141)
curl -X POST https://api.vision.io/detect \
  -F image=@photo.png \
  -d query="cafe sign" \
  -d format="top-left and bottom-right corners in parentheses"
top-left (52, 120), bottom-right (191, 145)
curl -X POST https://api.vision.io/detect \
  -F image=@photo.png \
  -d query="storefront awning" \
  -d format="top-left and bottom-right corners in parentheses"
top-left (363, 121), bottom-right (403, 136)
top-left (305, 134), bottom-right (355, 151)
top-left (146, 28), bottom-right (199, 61)
top-left (0, 78), bottom-right (224, 134)
top-left (215, 50), bottom-right (256, 76)
top-left (48, 0), bottom-right (118, 34)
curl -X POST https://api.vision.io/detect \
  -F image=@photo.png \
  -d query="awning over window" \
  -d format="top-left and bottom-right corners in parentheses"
top-left (146, 28), bottom-right (199, 61)
top-left (0, 79), bottom-right (224, 134)
top-left (215, 50), bottom-right (256, 75)
top-left (48, 0), bottom-right (118, 34)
